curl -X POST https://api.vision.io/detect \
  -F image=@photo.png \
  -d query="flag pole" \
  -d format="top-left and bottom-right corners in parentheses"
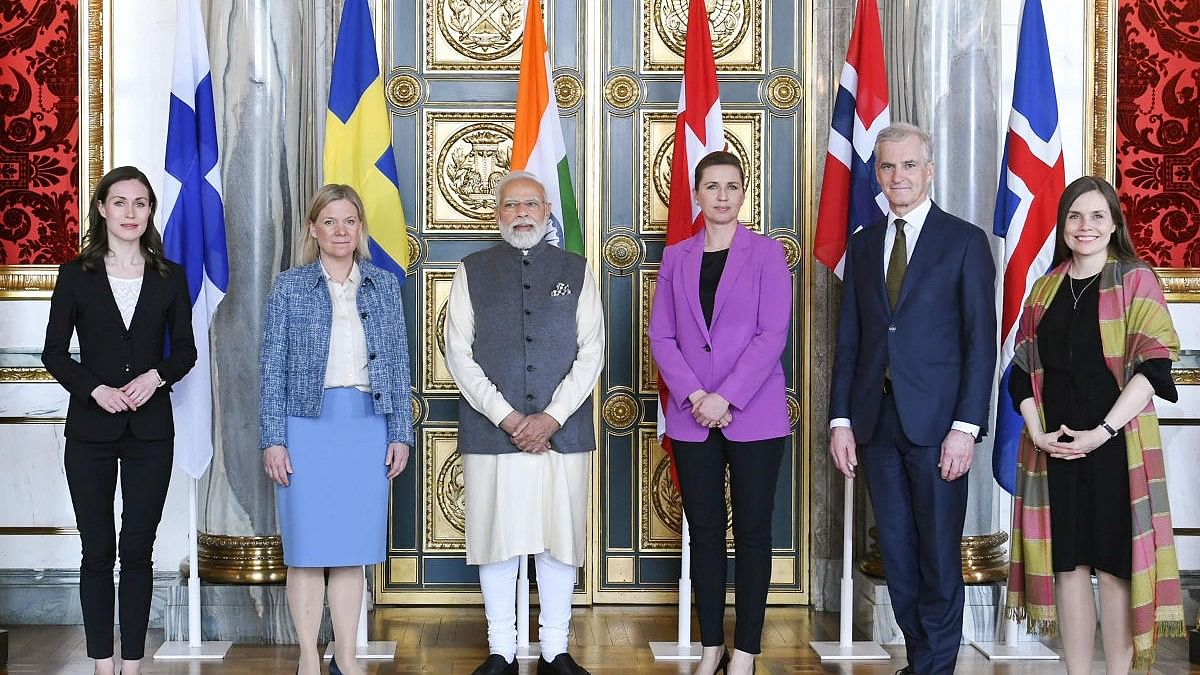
top-left (809, 476), bottom-right (889, 660)
top-left (154, 474), bottom-right (231, 659)
top-left (649, 515), bottom-right (702, 660)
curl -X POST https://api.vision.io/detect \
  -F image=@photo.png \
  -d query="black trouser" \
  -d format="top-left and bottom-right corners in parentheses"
top-left (672, 431), bottom-right (786, 654)
top-left (65, 432), bottom-right (173, 660)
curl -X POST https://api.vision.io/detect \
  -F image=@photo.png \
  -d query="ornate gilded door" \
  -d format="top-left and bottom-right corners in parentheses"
top-left (376, 0), bottom-right (812, 604)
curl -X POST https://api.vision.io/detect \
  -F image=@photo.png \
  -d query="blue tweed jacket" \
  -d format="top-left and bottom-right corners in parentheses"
top-left (259, 259), bottom-right (414, 448)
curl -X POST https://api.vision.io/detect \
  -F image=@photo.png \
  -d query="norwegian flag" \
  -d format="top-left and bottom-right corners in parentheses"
top-left (658, 0), bottom-right (724, 484)
top-left (813, 0), bottom-right (890, 277)
top-left (993, 0), bottom-right (1065, 494)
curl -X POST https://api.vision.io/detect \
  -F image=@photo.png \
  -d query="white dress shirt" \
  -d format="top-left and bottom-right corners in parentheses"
top-left (443, 254), bottom-right (605, 428)
top-left (830, 198), bottom-right (981, 439)
top-left (321, 261), bottom-right (371, 393)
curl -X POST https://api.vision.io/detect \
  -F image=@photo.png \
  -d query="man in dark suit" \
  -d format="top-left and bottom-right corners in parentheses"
top-left (828, 123), bottom-right (996, 675)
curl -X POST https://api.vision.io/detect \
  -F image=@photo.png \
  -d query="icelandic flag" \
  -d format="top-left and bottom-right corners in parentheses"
top-left (992, 0), bottom-right (1065, 494)
top-left (813, 0), bottom-right (890, 278)
top-left (325, 0), bottom-right (409, 282)
top-left (512, 0), bottom-right (583, 255)
top-left (161, 0), bottom-right (229, 480)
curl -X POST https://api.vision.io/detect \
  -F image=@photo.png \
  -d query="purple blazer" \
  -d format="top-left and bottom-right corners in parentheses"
top-left (649, 224), bottom-right (792, 442)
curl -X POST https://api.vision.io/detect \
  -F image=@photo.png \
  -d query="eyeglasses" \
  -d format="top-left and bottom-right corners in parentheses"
top-left (499, 199), bottom-right (545, 212)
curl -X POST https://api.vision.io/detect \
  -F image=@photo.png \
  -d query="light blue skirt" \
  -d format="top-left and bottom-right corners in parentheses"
top-left (277, 388), bottom-right (388, 567)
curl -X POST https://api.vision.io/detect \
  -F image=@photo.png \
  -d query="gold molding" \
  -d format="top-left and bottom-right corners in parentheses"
top-left (0, 526), bottom-right (79, 536)
top-left (601, 390), bottom-right (639, 430)
top-left (421, 269), bottom-right (458, 391)
top-left (0, 367), bottom-right (54, 383)
top-left (642, 0), bottom-right (763, 73)
top-left (1159, 269), bottom-right (1200, 303)
top-left (1173, 368), bottom-right (1200, 385)
top-left (196, 532), bottom-right (287, 584)
top-left (1, 0), bottom-right (107, 300)
top-left (424, 110), bottom-right (516, 231)
top-left (422, 428), bottom-right (467, 552)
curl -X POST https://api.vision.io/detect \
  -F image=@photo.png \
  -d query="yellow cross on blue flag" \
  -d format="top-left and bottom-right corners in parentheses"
top-left (324, 0), bottom-right (408, 282)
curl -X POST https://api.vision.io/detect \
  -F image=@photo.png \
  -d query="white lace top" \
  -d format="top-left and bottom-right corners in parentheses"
top-left (108, 276), bottom-right (143, 329)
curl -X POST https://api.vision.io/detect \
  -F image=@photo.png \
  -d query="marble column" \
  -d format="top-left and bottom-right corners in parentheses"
top-left (201, 0), bottom-right (314, 537)
top-left (881, 0), bottom-right (1003, 537)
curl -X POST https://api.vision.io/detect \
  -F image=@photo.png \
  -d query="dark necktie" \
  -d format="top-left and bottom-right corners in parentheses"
top-left (886, 218), bottom-right (908, 310)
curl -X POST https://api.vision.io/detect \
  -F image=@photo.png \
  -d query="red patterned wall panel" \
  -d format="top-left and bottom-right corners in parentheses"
top-left (0, 0), bottom-right (80, 265)
top-left (1115, 0), bottom-right (1200, 268)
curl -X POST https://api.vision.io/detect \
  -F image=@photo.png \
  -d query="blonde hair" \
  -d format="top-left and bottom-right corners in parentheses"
top-left (298, 184), bottom-right (372, 265)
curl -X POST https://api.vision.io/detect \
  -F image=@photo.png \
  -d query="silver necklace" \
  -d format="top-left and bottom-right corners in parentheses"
top-left (1068, 274), bottom-right (1098, 310)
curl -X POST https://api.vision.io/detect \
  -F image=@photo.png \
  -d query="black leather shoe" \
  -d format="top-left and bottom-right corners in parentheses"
top-left (715, 648), bottom-right (730, 674)
top-left (329, 658), bottom-right (342, 675)
top-left (895, 667), bottom-right (915, 675)
top-left (537, 653), bottom-right (590, 674)
top-left (471, 654), bottom-right (518, 675)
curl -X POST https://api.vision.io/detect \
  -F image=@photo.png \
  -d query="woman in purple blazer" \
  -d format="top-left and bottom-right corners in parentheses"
top-left (649, 151), bottom-right (792, 675)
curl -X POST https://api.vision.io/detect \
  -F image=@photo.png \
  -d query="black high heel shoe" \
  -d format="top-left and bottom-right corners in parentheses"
top-left (715, 648), bottom-right (730, 674)
top-left (329, 658), bottom-right (343, 675)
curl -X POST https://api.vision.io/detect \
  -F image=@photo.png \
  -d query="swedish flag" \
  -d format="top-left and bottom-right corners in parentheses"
top-left (325, 0), bottom-right (408, 282)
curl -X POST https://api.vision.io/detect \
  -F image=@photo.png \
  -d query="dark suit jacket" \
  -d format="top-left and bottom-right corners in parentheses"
top-left (829, 203), bottom-right (997, 447)
top-left (42, 258), bottom-right (197, 442)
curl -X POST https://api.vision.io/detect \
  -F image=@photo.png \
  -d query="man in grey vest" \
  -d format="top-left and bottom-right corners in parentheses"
top-left (444, 171), bottom-right (604, 675)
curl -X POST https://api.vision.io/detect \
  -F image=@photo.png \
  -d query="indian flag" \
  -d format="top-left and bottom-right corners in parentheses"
top-left (512, 0), bottom-right (583, 255)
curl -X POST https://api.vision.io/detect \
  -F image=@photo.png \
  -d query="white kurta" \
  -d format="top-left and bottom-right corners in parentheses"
top-left (444, 251), bottom-right (604, 566)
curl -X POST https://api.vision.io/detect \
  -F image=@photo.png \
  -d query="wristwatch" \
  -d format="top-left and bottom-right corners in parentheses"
top-left (152, 369), bottom-right (167, 388)
top-left (1100, 421), bottom-right (1119, 437)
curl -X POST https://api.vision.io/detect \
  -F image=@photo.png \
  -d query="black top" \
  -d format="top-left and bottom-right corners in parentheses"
top-left (42, 259), bottom-right (197, 442)
top-left (699, 249), bottom-right (729, 327)
top-left (1009, 272), bottom-right (1175, 578)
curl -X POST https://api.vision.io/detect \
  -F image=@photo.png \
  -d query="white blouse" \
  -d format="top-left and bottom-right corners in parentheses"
top-left (108, 275), bottom-right (143, 329)
top-left (321, 262), bottom-right (370, 392)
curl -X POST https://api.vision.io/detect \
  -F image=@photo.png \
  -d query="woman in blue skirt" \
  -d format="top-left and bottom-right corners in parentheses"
top-left (259, 184), bottom-right (413, 675)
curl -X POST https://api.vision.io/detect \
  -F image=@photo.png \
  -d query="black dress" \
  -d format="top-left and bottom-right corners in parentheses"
top-left (1009, 272), bottom-right (1175, 579)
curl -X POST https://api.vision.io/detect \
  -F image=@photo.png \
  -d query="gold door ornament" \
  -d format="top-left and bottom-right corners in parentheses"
top-left (553, 71), bottom-right (585, 111)
top-left (639, 429), bottom-right (734, 550)
top-left (602, 233), bottom-right (641, 272)
top-left (423, 429), bottom-right (468, 550)
top-left (385, 70), bottom-right (424, 110)
top-left (604, 72), bottom-right (641, 111)
top-left (426, 0), bottom-right (540, 70)
top-left (426, 112), bottom-right (516, 230)
top-left (642, 0), bottom-right (763, 72)
top-left (601, 390), bottom-right (640, 430)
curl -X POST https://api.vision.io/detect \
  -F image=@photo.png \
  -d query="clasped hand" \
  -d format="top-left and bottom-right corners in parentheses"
top-left (688, 390), bottom-right (732, 429)
top-left (90, 370), bottom-right (160, 413)
top-left (1034, 424), bottom-right (1107, 460)
top-left (500, 411), bottom-right (560, 453)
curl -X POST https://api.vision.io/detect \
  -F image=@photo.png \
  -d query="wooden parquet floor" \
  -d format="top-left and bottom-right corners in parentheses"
top-left (3, 606), bottom-right (1198, 674)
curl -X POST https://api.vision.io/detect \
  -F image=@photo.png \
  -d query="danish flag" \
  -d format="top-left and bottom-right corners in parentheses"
top-left (658, 0), bottom-right (724, 485)
top-left (993, 0), bottom-right (1065, 494)
top-left (813, 0), bottom-right (890, 277)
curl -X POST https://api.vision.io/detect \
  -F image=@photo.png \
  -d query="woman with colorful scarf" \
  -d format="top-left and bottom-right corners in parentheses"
top-left (1006, 176), bottom-right (1184, 672)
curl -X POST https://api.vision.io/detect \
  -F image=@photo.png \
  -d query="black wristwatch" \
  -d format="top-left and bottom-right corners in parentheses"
top-left (1100, 421), bottom-right (1119, 437)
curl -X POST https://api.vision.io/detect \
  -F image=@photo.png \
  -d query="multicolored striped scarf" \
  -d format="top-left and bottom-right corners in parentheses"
top-left (1006, 257), bottom-right (1184, 670)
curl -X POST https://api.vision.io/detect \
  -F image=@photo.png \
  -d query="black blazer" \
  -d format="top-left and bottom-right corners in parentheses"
top-left (42, 258), bottom-right (197, 442)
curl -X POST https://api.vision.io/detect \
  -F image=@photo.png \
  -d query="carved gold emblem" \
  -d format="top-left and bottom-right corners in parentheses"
top-left (765, 73), bottom-right (802, 110)
top-left (406, 232), bottom-right (423, 275)
top-left (436, 449), bottom-right (467, 535)
top-left (385, 72), bottom-right (423, 109)
top-left (436, 123), bottom-right (514, 221)
top-left (602, 391), bottom-right (640, 430)
top-left (604, 73), bottom-right (641, 110)
top-left (553, 72), bottom-right (584, 110)
top-left (421, 269), bottom-right (458, 391)
top-left (772, 233), bottom-right (801, 270)
top-left (653, 0), bottom-right (751, 61)
top-left (786, 392), bottom-right (800, 428)
top-left (650, 453), bottom-right (732, 537)
top-left (650, 128), bottom-right (752, 223)
top-left (603, 234), bottom-right (641, 272)
top-left (437, 0), bottom-right (527, 62)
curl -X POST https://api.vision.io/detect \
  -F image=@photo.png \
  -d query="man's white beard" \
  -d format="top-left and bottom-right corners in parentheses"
top-left (500, 218), bottom-right (548, 249)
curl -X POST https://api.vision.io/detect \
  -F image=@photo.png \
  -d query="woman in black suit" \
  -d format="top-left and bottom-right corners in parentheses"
top-left (42, 166), bottom-right (197, 675)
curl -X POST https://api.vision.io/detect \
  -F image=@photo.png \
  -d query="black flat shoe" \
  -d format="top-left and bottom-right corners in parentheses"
top-left (470, 654), bottom-right (518, 675)
top-left (537, 652), bottom-right (590, 674)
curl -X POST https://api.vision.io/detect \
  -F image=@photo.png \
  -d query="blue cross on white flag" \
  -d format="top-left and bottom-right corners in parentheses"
top-left (161, 0), bottom-right (229, 480)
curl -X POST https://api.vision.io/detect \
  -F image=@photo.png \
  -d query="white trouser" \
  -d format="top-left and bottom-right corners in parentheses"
top-left (478, 550), bottom-right (577, 661)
